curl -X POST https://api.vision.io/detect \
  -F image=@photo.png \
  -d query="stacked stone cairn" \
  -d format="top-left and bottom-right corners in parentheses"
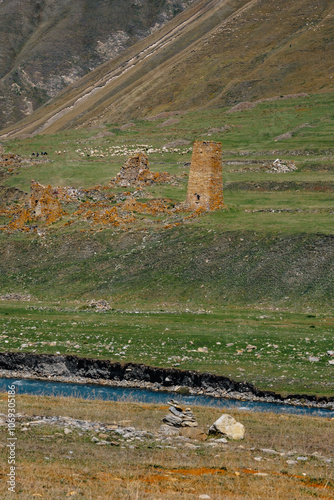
top-left (163, 399), bottom-right (198, 428)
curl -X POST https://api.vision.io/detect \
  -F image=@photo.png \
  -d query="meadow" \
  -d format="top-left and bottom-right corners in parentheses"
top-left (0, 303), bottom-right (333, 396)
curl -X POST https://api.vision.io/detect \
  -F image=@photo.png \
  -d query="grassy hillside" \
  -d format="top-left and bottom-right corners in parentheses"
top-left (0, 93), bottom-right (333, 310)
top-left (0, 94), bottom-right (333, 396)
top-left (1, 0), bottom-right (333, 138)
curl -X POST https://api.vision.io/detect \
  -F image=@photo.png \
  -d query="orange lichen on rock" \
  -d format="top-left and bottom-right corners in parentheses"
top-left (122, 197), bottom-right (174, 215)
top-left (29, 180), bottom-right (63, 224)
top-left (186, 141), bottom-right (224, 211)
top-left (111, 153), bottom-right (173, 187)
top-left (0, 206), bottom-right (32, 231)
top-left (74, 201), bottom-right (135, 227)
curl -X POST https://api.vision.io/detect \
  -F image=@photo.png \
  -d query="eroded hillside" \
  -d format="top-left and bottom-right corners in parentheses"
top-left (0, 0), bottom-right (195, 129)
top-left (1, 0), bottom-right (333, 138)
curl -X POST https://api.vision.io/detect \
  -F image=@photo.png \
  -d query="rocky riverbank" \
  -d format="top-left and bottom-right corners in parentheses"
top-left (0, 352), bottom-right (333, 410)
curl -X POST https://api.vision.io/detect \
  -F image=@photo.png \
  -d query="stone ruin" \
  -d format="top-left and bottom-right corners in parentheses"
top-left (115, 152), bottom-right (150, 186)
top-left (111, 152), bottom-right (173, 187)
top-left (1, 142), bottom-right (225, 232)
top-left (186, 141), bottom-right (224, 211)
top-left (29, 180), bottom-right (63, 222)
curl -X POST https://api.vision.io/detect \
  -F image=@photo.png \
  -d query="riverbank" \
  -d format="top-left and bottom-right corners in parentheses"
top-left (0, 352), bottom-right (333, 410)
top-left (0, 393), bottom-right (332, 499)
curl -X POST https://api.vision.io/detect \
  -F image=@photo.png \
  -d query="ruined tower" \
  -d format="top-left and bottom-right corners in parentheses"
top-left (186, 141), bottom-right (223, 210)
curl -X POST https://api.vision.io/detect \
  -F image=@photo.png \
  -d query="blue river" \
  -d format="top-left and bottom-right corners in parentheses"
top-left (0, 377), bottom-right (333, 418)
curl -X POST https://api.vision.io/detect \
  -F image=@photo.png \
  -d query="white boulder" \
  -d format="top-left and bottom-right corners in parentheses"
top-left (209, 414), bottom-right (245, 440)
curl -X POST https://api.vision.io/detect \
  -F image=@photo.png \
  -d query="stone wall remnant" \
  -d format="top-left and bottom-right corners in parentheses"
top-left (112, 152), bottom-right (173, 187)
top-left (186, 141), bottom-right (223, 211)
top-left (29, 180), bottom-right (62, 223)
top-left (115, 153), bottom-right (150, 186)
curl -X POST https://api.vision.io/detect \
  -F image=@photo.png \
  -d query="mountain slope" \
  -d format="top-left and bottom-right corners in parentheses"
top-left (0, 0), bottom-right (195, 130)
top-left (1, 0), bottom-right (334, 138)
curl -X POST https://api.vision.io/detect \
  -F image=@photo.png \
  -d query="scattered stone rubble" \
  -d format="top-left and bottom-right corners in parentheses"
top-left (0, 293), bottom-right (32, 301)
top-left (87, 299), bottom-right (111, 311)
top-left (0, 151), bottom-right (48, 173)
top-left (1, 411), bottom-right (331, 469)
top-left (268, 158), bottom-right (297, 173)
top-left (0, 153), bottom-right (22, 170)
top-left (0, 180), bottom-right (63, 231)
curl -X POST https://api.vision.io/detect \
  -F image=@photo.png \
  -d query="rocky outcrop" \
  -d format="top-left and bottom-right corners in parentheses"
top-left (86, 299), bottom-right (111, 312)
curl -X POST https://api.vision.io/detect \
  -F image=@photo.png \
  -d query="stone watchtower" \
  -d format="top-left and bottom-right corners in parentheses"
top-left (186, 141), bottom-right (223, 210)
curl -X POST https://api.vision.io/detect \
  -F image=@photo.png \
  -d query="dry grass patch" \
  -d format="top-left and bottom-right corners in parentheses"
top-left (0, 394), bottom-right (332, 498)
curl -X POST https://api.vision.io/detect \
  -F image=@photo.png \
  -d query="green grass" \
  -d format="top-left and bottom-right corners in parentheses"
top-left (0, 303), bottom-right (333, 396)
top-left (0, 93), bottom-right (333, 397)
top-left (3, 93), bottom-right (334, 190)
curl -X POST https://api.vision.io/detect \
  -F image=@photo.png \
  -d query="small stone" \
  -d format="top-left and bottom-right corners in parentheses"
top-left (159, 425), bottom-right (179, 436)
top-left (163, 415), bottom-right (183, 427)
top-left (169, 406), bottom-right (183, 417)
top-left (64, 428), bottom-right (72, 435)
top-left (98, 433), bottom-right (109, 440)
top-left (179, 427), bottom-right (207, 441)
top-left (184, 443), bottom-right (199, 449)
top-left (286, 460), bottom-right (298, 465)
top-left (199, 495), bottom-right (211, 499)
top-left (180, 420), bottom-right (198, 428)
top-left (118, 420), bottom-right (131, 426)
top-left (167, 400), bottom-right (183, 411)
